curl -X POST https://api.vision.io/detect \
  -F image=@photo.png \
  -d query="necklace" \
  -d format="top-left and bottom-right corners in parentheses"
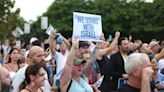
top-left (8, 63), bottom-right (18, 72)
top-left (25, 87), bottom-right (32, 92)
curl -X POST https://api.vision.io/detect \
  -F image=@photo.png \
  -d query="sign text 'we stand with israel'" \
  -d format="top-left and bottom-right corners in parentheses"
top-left (73, 12), bottom-right (102, 42)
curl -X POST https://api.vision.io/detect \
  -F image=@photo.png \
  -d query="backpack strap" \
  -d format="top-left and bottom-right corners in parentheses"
top-left (66, 79), bottom-right (73, 92)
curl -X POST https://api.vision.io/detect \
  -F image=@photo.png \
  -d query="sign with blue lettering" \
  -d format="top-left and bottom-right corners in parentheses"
top-left (73, 12), bottom-right (102, 42)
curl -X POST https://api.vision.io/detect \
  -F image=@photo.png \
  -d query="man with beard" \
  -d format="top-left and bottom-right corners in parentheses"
top-left (12, 46), bottom-right (51, 92)
top-left (107, 37), bottom-right (129, 92)
top-left (0, 66), bottom-right (12, 92)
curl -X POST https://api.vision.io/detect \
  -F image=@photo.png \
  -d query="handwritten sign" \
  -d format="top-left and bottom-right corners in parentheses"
top-left (73, 12), bottom-right (102, 42)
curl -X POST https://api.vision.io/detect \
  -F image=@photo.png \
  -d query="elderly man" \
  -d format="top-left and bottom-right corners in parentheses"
top-left (149, 40), bottom-right (160, 54)
top-left (117, 53), bottom-right (154, 92)
top-left (12, 46), bottom-right (51, 92)
top-left (0, 66), bottom-right (12, 92)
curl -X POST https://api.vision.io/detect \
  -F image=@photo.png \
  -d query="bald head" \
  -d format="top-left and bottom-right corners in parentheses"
top-left (29, 46), bottom-right (45, 64)
top-left (0, 66), bottom-right (11, 86)
top-left (29, 46), bottom-right (44, 58)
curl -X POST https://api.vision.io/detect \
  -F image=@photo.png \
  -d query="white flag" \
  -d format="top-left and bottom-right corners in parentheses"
top-left (15, 27), bottom-right (24, 35)
top-left (24, 23), bottom-right (30, 34)
top-left (12, 30), bottom-right (18, 37)
top-left (41, 16), bottom-right (48, 29)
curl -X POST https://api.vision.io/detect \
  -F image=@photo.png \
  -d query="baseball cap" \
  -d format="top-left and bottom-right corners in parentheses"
top-left (149, 40), bottom-right (159, 47)
top-left (30, 37), bottom-right (38, 44)
top-left (73, 57), bottom-right (86, 65)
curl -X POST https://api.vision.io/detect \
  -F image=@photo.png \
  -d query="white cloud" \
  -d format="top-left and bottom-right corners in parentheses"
top-left (14, 0), bottom-right (54, 22)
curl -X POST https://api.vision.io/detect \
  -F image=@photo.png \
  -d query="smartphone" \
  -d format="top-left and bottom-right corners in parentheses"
top-left (21, 49), bottom-right (26, 56)
top-left (118, 78), bottom-right (126, 89)
top-left (108, 35), bottom-right (112, 41)
top-left (44, 43), bottom-right (49, 51)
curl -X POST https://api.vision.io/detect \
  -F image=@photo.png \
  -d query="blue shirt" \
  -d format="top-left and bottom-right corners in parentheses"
top-left (68, 77), bottom-right (93, 92)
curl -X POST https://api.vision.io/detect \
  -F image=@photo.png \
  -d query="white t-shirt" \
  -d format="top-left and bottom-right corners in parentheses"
top-left (9, 71), bottom-right (16, 80)
top-left (12, 64), bottom-right (51, 92)
top-left (53, 50), bottom-right (69, 74)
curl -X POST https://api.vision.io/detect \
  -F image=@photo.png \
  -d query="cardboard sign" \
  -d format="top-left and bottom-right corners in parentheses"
top-left (73, 12), bottom-right (102, 42)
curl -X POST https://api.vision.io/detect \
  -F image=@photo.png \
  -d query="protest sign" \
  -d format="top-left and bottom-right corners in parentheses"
top-left (73, 12), bottom-right (102, 42)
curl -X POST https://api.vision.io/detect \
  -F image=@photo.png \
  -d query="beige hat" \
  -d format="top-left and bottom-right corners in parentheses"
top-left (73, 57), bottom-right (86, 65)
top-left (149, 41), bottom-right (159, 47)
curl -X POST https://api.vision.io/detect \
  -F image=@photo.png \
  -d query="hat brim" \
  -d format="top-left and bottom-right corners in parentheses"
top-left (73, 59), bottom-right (86, 65)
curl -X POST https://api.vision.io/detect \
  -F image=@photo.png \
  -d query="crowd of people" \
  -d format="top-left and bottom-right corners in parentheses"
top-left (0, 29), bottom-right (164, 92)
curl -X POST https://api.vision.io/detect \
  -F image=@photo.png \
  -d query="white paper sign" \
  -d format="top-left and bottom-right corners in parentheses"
top-left (46, 24), bottom-right (54, 35)
top-left (15, 27), bottom-right (24, 35)
top-left (73, 12), bottom-right (102, 42)
top-left (24, 23), bottom-right (30, 34)
top-left (41, 16), bottom-right (48, 29)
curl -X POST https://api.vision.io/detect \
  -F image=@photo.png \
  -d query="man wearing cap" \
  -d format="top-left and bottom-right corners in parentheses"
top-left (25, 37), bottom-right (40, 58)
top-left (58, 39), bottom-right (99, 92)
top-left (149, 40), bottom-right (160, 54)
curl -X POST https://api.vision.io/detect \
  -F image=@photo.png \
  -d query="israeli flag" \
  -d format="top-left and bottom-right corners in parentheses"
top-left (46, 24), bottom-right (54, 35)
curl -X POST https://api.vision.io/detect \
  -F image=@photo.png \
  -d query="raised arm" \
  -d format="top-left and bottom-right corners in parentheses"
top-left (60, 39), bottom-right (79, 86)
top-left (97, 31), bottom-right (120, 58)
top-left (48, 30), bottom-right (57, 55)
top-left (141, 67), bottom-right (154, 92)
top-left (151, 48), bottom-right (164, 79)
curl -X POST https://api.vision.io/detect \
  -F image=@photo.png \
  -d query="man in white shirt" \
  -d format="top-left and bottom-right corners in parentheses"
top-left (12, 46), bottom-right (51, 92)
top-left (48, 31), bottom-right (71, 83)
